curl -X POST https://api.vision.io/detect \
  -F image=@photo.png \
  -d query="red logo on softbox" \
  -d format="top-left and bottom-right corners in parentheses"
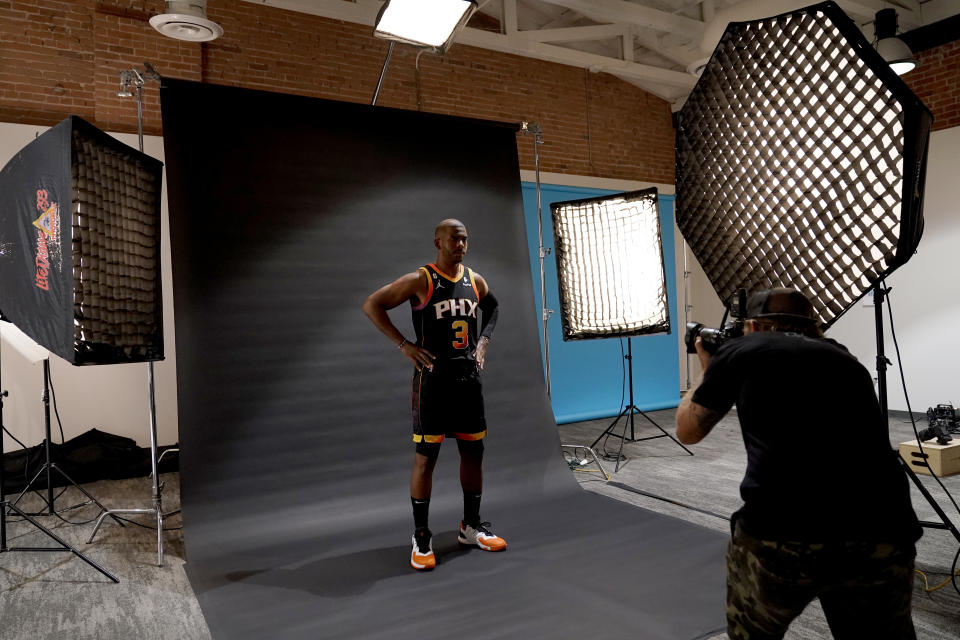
top-left (33, 188), bottom-right (57, 291)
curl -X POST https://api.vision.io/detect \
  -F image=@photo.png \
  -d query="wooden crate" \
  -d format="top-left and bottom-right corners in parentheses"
top-left (899, 439), bottom-right (960, 477)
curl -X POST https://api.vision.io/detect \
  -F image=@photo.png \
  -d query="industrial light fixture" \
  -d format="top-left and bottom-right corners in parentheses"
top-left (150, 0), bottom-right (223, 42)
top-left (873, 8), bottom-right (916, 75)
top-left (374, 0), bottom-right (477, 53)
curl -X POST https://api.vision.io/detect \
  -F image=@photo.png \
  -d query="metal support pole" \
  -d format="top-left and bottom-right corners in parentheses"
top-left (522, 122), bottom-right (553, 396)
top-left (88, 63), bottom-right (178, 567)
top-left (874, 284), bottom-right (960, 543)
top-left (372, 42), bottom-right (395, 107)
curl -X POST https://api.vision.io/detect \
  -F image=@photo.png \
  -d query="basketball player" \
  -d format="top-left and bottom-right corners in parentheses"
top-left (363, 219), bottom-right (505, 571)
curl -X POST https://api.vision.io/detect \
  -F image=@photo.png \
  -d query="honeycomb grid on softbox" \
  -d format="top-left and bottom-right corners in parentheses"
top-left (0, 116), bottom-right (164, 364)
top-left (675, 1), bottom-right (931, 328)
top-left (551, 188), bottom-right (670, 340)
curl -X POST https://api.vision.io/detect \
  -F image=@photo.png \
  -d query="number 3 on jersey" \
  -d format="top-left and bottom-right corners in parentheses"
top-left (452, 320), bottom-right (468, 349)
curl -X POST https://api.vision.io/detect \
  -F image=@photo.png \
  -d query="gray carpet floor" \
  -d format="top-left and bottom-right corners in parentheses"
top-left (2, 409), bottom-right (958, 639)
top-left (560, 408), bottom-right (960, 640)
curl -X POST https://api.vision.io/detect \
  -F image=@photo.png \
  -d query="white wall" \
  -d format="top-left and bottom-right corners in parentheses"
top-left (0, 122), bottom-right (178, 450)
top-left (830, 126), bottom-right (960, 412)
top-left (683, 126), bottom-right (960, 411)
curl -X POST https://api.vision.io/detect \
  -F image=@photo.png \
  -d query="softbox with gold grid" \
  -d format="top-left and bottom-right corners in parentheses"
top-left (551, 188), bottom-right (670, 340)
top-left (675, 1), bottom-right (932, 329)
top-left (0, 116), bottom-right (164, 364)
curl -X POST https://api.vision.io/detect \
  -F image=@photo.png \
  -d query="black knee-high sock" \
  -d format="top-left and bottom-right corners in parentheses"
top-left (463, 492), bottom-right (481, 527)
top-left (412, 497), bottom-right (430, 530)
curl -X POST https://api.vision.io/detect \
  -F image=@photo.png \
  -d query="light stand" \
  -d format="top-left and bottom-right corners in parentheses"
top-left (0, 341), bottom-right (118, 581)
top-left (590, 338), bottom-right (692, 471)
top-left (87, 63), bottom-right (179, 567)
top-left (7, 359), bottom-right (120, 525)
top-left (873, 284), bottom-right (960, 543)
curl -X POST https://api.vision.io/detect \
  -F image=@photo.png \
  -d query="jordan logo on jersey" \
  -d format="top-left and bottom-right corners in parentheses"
top-left (434, 298), bottom-right (478, 319)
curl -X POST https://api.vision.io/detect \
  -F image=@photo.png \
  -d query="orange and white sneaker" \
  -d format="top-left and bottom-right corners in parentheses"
top-left (410, 528), bottom-right (436, 570)
top-left (458, 521), bottom-right (507, 551)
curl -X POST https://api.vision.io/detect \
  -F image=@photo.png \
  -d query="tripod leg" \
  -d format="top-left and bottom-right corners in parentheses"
top-left (10, 464), bottom-right (53, 511)
top-left (900, 456), bottom-right (960, 544)
top-left (590, 405), bottom-right (630, 449)
top-left (5, 501), bottom-right (119, 582)
top-left (637, 409), bottom-right (694, 456)
top-left (614, 409), bottom-right (636, 473)
top-left (48, 464), bottom-right (126, 527)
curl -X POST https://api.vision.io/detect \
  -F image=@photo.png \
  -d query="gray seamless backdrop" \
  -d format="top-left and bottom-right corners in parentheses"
top-left (161, 78), bottom-right (726, 640)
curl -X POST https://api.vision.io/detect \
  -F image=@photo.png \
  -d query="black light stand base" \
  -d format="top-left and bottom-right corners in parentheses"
top-left (1, 500), bottom-right (119, 583)
top-left (900, 457), bottom-right (960, 544)
top-left (8, 361), bottom-right (123, 527)
top-left (873, 284), bottom-right (960, 544)
top-left (10, 460), bottom-right (124, 525)
top-left (590, 339), bottom-right (694, 472)
top-left (0, 380), bottom-right (118, 583)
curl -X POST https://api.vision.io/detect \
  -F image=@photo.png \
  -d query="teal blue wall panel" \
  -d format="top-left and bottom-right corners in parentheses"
top-left (521, 183), bottom-right (681, 423)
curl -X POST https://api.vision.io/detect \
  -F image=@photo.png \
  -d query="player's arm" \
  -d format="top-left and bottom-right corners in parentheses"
top-left (363, 271), bottom-right (435, 371)
top-left (473, 273), bottom-right (498, 370)
top-left (675, 337), bottom-right (724, 443)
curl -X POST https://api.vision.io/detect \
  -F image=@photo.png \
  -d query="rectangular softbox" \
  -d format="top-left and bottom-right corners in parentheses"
top-left (0, 116), bottom-right (164, 364)
top-left (550, 188), bottom-right (670, 340)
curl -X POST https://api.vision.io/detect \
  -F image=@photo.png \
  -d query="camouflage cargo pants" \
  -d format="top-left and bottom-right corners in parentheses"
top-left (726, 521), bottom-right (916, 640)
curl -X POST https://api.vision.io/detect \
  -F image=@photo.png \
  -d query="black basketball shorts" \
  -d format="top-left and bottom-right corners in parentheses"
top-left (411, 365), bottom-right (486, 444)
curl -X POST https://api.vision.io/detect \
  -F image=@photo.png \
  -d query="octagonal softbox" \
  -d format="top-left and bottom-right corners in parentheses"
top-left (0, 116), bottom-right (164, 364)
top-left (675, 1), bottom-right (932, 328)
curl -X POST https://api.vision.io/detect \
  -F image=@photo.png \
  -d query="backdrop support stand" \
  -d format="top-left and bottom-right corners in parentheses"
top-left (0, 347), bottom-right (118, 582)
top-left (873, 284), bottom-right (960, 543)
top-left (86, 64), bottom-right (178, 567)
top-left (590, 338), bottom-right (693, 472)
top-left (520, 122), bottom-right (553, 395)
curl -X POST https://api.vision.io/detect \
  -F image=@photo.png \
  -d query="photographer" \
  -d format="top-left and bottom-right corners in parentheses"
top-left (676, 287), bottom-right (921, 640)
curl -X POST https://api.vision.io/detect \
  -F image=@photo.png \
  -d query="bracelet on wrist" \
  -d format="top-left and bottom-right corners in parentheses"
top-left (398, 338), bottom-right (409, 350)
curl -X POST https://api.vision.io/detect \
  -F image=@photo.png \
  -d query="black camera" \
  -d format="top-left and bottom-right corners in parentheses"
top-left (684, 320), bottom-right (743, 354)
top-left (684, 289), bottom-right (747, 355)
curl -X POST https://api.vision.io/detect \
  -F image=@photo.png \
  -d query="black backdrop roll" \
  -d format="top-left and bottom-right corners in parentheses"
top-left (161, 78), bottom-right (726, 640)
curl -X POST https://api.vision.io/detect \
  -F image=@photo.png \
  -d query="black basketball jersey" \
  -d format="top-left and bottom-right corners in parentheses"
top-left (411, 263), bottom-right (480, 365)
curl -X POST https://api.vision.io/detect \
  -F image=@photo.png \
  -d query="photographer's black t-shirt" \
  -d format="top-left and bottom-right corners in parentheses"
top-left (692, 331), bottom-right (920, 543)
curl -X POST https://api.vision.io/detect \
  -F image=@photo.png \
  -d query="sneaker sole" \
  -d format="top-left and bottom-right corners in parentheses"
top-left (457, 534), bottom-right (506, 551)
top-left (411, 556), bottom-right (435, 570)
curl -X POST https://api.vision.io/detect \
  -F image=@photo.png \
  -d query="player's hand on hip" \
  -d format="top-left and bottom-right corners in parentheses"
top-left (474, 337), bottom-right (489, 371)
top-left (402, 343), bottom-right (435, 371)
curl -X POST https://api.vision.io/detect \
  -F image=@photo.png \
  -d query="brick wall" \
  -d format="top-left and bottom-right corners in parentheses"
top-left (905, 40), bottom-right (960, 131)
top-left (1, 1), bottom-right (956, 182)
top-left (0, 0), bottom-right (675, 183)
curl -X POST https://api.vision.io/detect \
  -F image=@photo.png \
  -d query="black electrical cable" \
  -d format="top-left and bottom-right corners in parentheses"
top-left (952, 543), bottom-right (960, 598)
top-left (2, 424), bottom-right (28, 450)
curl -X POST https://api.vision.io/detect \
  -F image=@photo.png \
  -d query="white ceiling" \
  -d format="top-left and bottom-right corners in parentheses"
top-left (240, 0), bottom-right (959, 110)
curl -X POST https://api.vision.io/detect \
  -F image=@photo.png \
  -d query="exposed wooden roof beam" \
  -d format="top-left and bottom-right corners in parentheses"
top-left (241, 0), bottom-right (696, 89)
top-left (536, 0), bottom-right (705, 38)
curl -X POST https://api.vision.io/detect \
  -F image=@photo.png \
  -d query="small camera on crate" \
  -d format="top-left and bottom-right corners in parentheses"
top-left (684, 288), bottom-right (747, 355)
top-left (926, 404), bottom-right (958, 430)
